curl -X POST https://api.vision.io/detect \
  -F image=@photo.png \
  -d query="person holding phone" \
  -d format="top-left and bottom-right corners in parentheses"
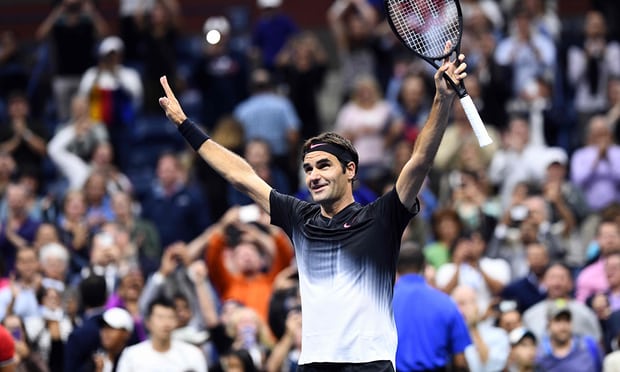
top-left (158, 48), bottom-right (467, 370)
top-left (185, 205), bottom-right (293, 323)
top-left (2, 314), bottom-right (48, 372)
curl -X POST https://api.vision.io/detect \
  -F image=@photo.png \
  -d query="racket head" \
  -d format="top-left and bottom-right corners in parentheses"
top-left (384, 0), bottom-right (463, 64)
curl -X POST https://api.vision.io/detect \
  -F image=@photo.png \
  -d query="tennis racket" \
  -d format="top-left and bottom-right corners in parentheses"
top-left (384, 0), bottom-right (493, 147)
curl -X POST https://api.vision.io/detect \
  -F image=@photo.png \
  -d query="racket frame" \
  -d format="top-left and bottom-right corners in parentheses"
top-left (383, 0), bottom-right (467, 97)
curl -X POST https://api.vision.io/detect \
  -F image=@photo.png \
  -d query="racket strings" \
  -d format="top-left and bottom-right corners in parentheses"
top-left (387, 0), bottom-right (460, 59)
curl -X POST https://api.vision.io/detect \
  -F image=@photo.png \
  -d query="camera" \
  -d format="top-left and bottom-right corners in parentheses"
top-left (239, 205), bottom-right (260, 223)
top-left (225, 224), bottom-right (242, 247)
top-left (509, 205), bottom-right (528, 223)
top-left (10, 327), bottom-right (21, 341)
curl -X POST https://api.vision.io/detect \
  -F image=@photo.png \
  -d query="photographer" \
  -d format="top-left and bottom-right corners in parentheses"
top-left (488, 186), bottom-right (567, 279)
top-left (138, 243), bottom-right (205, 331)
top-left (436, 231), bottom-right (511, 320)
top-left (24, 280), bottom-right (72, 372)
top-left (3, 314), bottom-right (49, 372)
top-left (187, 205), bottom-right (293, 323)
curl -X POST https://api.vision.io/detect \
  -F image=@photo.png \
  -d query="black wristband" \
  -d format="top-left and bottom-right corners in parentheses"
top-left (178, 119), bottom-right (210, 151)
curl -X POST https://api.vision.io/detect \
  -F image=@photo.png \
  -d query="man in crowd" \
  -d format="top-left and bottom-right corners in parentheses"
top-left (116, 297), bottom-right (207, 372)
top-left (394, 242), bottom-right (470, 371)
top-left (535, 299), bottom-right (602, 371)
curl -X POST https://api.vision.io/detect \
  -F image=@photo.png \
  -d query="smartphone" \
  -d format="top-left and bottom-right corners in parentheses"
top-left (10, 328), bottom-right (22, 341)
top-left (239, 205), bottom-right (260, 223)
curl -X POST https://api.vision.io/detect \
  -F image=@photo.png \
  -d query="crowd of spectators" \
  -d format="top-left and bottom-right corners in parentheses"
top-left (0, 0), bottom-right (620, 371)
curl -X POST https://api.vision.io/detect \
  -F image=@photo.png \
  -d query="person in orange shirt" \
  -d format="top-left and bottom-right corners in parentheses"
top-left (192, 205), bottom-right (294, 322)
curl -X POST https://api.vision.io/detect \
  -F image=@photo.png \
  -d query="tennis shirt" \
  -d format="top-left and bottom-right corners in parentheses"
top-left (270, 188), bottom-right (417, 366)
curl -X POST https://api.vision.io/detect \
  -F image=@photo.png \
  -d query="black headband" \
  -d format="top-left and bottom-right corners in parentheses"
top-left (303, 142), bottom-right (356, 166)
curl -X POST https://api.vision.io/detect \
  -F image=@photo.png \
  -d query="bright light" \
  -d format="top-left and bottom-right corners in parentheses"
top-left (206, 30), bottom-right (221, 45)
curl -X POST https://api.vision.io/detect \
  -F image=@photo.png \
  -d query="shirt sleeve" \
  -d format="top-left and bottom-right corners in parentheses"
top-left (567, 46), bottom-right (586, 85)
top-left (0, 325), bottom-right (14, 365)
top-left (435, 264), bottom-right (456, 290)
top-left (374, 188), bottom-right (419, 235)
top-left (47, 126), bottom-right (91, 190)
top-left (570, 148), bottom-right (596, 186)
top-left (449, 304), bottom-right (472, 354)
top-left (269, 190), bottom-right (311, 238)
top-left (266, 230), bottom-right (295, 279)
top-left (205, 231), bottom-right (235, 296)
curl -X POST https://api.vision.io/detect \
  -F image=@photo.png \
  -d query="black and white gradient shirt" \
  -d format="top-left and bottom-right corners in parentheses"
top-left (270, 188), bottom-right (418, 366)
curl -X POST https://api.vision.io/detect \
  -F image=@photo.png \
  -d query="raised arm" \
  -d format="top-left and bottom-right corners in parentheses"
top-left (395, 52), bottom-right (466, 209)
top-left (158, 76), bottom-right (273, 213)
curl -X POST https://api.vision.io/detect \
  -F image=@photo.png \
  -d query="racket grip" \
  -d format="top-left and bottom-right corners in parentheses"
top-left (459, 95), bottom-right (493, 147)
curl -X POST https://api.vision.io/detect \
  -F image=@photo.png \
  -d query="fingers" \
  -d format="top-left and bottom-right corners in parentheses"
top-left (159, 75), bottom-right (176, 100)
top-left (442, 40), bottom-right (453, 64)
top-left (158, 97), bottom-right (168, 109)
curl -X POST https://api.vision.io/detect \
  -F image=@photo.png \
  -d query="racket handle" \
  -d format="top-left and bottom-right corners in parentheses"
top-left (459, 95), bottom-right (493, 147)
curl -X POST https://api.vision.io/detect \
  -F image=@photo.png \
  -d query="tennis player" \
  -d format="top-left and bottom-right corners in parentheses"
top-left (158, 52), bottom-right (468, 371)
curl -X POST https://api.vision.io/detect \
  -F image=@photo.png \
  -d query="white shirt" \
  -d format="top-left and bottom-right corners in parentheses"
top-left (494, 32), bottom-right (556, 96)
top-left (48, 125), bottom-right (91, 190)
top-left (78, 65), bottom-right (143, 108)
top-left (464, 323), bottom-right (510, 372)
top-left (0, 286), bottom-right (39, 322)
top-left (488, 144), bottom-right (549, 210)
top-left (604, 351), bottom-right (620, 372)
top-left (436, 258), bottom-right (511, 314)
top-left (116, 340), bottom-right (207, 372)
top-left (567, 41), bottom-right (620, 113)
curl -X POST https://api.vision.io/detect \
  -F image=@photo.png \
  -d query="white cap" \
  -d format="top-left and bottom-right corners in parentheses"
top-left (257, 0), bottom-right (282, 8)
top-left (544, 147), bottom-right (568, 168)
top-left (98, 36), bottom-right (124, 57)
top-left (508, 327), bottom-right (536, 346)
top-left (203, 16), bottom-right (230, 35)
top-left (101, 307), bottom-right (134, 332)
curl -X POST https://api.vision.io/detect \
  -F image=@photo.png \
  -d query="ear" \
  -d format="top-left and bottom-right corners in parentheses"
top-left (346, 162), bottom-right (356, 181)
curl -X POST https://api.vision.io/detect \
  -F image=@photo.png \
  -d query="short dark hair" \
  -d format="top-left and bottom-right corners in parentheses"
top-left (430, 207), bottom-right (462, 242)
top-left (397, 241), bottom-right (425, 274)
top-left (79, 274), bottom-right (108, 309)
top-left (544, 262), bottom-right (572, 279)
top-left (172, 292), bottom-right (189, 305)
top-left (302, 132), bottom-right (359, 174)
top-left (222, 349), bottom-right (258, 372)
top-left (147, 296), bottom-right (176, 318)
top-left (250, 68), bottom-right (273, 92)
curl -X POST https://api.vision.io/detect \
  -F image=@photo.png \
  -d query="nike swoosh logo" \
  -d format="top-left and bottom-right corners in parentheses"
top-left (343, 223), bottom-right (351, 228)
top-left (310, 143), bottom-right (325, 149)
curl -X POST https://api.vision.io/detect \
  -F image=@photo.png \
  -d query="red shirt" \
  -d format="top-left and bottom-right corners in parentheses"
top-left (0, 324), bottom-right (15, 366)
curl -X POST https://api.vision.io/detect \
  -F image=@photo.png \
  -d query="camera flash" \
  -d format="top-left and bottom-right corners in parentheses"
top-left (206, 30), bottom-right (221, 45)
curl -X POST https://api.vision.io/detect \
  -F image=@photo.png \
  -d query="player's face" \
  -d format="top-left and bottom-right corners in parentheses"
top-left (303, 152), bottom-right (352, 205)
